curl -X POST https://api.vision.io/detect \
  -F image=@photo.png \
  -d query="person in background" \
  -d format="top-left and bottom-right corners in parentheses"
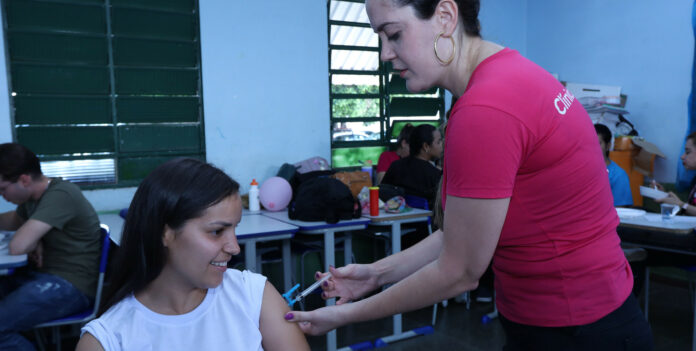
top-left (0, 142), bottom-right (101, 351)
top-left (286, 0), bottom-right (652, 349)
top-left (595, 124), bottom-right (633, 207)
top-left (653, 131), bottom-right (696, 216)
top-left (376, 123), bottom-right (415, 184)
top-left (382, 124), bottom-right (443, 209)
top-left (76, 158), bottom-right (308, 351)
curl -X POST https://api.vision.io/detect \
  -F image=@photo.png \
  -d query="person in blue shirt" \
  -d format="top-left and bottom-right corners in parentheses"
top-left (595, 124), bottom-right (633, 207)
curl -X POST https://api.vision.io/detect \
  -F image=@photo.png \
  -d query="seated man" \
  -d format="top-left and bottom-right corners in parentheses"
top-left (0, 143), bottom-right (101, 350)
top-left (595, 124), bottom-right (633, 207)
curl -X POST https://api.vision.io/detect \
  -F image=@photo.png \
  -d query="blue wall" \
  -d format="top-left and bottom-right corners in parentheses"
top-left (527, 0), bottom-right (693, 182)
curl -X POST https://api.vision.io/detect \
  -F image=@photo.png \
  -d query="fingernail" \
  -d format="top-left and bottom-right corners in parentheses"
top-left (284, 313), bottom-right (294, 320)
top-left (323, 281), bottom-right (328, 287)
top-left (315, 272), bottom-right (320, 279)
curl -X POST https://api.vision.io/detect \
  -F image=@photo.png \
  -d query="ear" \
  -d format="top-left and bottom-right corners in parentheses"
top-left (17, 174), bottom-right (33, 187)
top-left (162, 224), bottom-right (176, 247)
top-left (434, 0), bottom-right (459, 36)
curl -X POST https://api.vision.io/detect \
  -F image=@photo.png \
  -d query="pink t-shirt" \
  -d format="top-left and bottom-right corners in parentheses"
top-left (377, 151), bottom-right (400, 173)
top-left (443, 48), bottom-right (632, 327)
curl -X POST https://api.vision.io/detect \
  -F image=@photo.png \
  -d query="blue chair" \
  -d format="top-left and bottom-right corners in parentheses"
top-left (33, 224), bottom-right (111, 351)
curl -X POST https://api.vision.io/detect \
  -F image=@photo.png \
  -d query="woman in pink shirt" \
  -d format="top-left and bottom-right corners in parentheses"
top-left (285, 1), bottom-right (652, 349)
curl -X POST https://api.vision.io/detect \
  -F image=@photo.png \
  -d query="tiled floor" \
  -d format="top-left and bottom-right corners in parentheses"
top-left (53, 275), bottom-right (691, 350)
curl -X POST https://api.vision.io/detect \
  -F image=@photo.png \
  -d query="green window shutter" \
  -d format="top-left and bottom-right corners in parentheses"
top-left (328, 0), bottom-right (444, 168)
top-left (2, 0), bottom-right (205, 187)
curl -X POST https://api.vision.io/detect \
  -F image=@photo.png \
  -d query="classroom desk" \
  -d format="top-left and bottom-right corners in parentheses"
top-left (617, 212), bottom-right (696, 351)
top-left (362, 208), bottom-right (433, 347)
top-left (261, 210), bottom-right (370, 351)
top-left (236, 213), bottom-right (298, 292)
top-left (0, 231), bottom-right (27, 275)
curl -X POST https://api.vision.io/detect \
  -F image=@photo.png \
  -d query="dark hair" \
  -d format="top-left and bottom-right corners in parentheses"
top-left (99, 158), bottom-right (240, 315)
top-left (393, 0), bottom-right (481, 37)
top-left (409, 124), bottom-right (437, 157)
top-left (396, 123), bottom-right (415, 150)
top-left (687, 131), bottom-right (696, 145)
top-left (594, 124), bottom-right (612, 146)
top-left (0, 143), bottom-right (42, 182)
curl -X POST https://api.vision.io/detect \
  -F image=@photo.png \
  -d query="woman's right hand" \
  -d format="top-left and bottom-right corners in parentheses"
top-left (650, 179), bottom-right (665, 191)
top-left (317, 264), bottom-right (380, 305)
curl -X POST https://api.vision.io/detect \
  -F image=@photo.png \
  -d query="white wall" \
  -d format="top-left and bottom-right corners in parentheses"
top-left (0, 1), bottom-right (329, 212)
top-left (199, 1), bottom-right (329, 194)
top-left (527, 0), bottom-right (693, 182)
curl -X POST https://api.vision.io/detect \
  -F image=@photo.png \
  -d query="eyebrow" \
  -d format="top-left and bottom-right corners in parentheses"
top-left (207, 221), bottom-right (235, 227)
top-left (375, 22), bottom-right (395, 33)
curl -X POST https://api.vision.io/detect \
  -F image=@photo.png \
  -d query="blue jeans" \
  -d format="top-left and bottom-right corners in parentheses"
top-left (0, 270), bottom-right (90, 351)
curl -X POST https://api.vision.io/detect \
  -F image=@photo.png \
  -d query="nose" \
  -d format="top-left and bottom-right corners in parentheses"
top-left (223, 231), bottom-right (241, 256)
top-left (682, 153), bottom-right (686, 161)
top-left (380, 42), bottom-right (396, 62)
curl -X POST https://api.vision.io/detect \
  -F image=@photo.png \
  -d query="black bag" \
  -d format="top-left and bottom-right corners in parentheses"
top-left (290, 169), bottom-right (336, 201)
top-left (378, 183), bottom-right (405, 202)
top-left (288, 177), bottom-right (361, 224)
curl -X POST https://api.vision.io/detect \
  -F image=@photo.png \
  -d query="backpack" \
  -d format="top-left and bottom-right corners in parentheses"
top-left (288, 177), bottom-right (361, 224)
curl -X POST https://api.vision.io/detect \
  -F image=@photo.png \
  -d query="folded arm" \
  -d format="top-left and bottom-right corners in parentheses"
top-left (9, 218), bottom-right (52, 255)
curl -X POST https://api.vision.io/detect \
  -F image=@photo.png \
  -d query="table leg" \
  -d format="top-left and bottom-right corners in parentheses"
top-left (282, 239), bottom-right (291, 292)
top-left (244, 240), bottom-right (257, 273)
top-left (344, 233), bottom-right (352, 266)
top-left (374, 221), bottom-right (434, 347)
top-left (692, 288), bottom-right (696, 351)
top-left (391, 222), bottom-right (402, 334)
top-left (324, 230), bottom-right (337, 351)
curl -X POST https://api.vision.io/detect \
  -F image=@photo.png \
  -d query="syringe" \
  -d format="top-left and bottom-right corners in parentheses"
top-left (282, 274), bottom-right (332, 307)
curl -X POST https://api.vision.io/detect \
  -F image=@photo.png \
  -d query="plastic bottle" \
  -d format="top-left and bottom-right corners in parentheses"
top-left (249, 179), bottom-right (260, 212)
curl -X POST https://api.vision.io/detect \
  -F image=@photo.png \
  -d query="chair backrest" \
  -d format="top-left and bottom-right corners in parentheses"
top-left (92, 223), bottom-right (111, 317)
top-left (34, 223), bottom-right (111, 327)
top-left (404, 195), bottom-right (432, 233)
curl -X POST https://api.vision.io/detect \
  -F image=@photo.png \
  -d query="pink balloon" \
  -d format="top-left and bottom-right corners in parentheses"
top-left (259, 177), bottom-right (292, 212)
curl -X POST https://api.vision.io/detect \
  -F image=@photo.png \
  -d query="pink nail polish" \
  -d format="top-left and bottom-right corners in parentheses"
top-left (323, 281), bottom-right (328, 287)
top-left (284, 313), bottom-right (294, 320)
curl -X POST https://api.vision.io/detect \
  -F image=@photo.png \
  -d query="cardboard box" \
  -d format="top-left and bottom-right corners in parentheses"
top-left (631, 137), bottom-right (665, 176)
top-left (565, 82), bottom-right (622, 104)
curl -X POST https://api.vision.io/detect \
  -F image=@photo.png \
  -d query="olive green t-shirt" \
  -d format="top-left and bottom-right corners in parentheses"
top-left (16, 178), bottom-right (101, 298)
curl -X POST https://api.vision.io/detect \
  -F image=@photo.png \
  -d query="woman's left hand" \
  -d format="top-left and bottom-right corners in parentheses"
top-left (284, 304), bottom-right (348, 336)
top-left (656, 192), bottom-right (682, 206)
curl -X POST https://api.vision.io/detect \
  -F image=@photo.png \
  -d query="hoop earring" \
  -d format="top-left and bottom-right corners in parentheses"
top-left (434, 32), bottom-right (455, 65)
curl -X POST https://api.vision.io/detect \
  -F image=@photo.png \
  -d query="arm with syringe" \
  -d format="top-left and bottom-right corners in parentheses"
top-left (282, 274), bottom-right (332, 308)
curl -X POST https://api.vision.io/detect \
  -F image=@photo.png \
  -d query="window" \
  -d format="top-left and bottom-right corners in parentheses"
top-left (328, 0), bottom-right (444, 168)
top-left (1, 0), bottom-right (205, 187)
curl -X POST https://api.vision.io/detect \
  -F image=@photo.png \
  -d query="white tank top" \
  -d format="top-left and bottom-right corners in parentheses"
top-left (82, 270), bottom-right (266, 351)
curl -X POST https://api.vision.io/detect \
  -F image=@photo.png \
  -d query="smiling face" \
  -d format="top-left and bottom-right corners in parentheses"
top-left (682, 138), bottom-right (696, 170)
top-left (161, 194), bottom-right (242, 290)
top-left (367, 0), bottom-right (441, 93)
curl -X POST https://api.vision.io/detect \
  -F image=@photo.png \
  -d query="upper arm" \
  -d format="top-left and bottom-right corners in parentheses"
top-left (76, 332), bottom-right (106, 351)
top-left (376, 171), bottom-right (386, 185)
top-left (439, 195), bottom-right (509, 282)
top-left (259, 281), bottom-right (309, 351)
top-left (0, 211), bottom-right (23, 231)
top-left (9, 219), bottom-right (52, 255)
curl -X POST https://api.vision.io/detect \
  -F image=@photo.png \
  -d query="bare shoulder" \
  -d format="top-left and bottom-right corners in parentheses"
top-left (259, 281), bottom-right (310, 351)
top-left (76, 332), bottom-right (106, 351)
